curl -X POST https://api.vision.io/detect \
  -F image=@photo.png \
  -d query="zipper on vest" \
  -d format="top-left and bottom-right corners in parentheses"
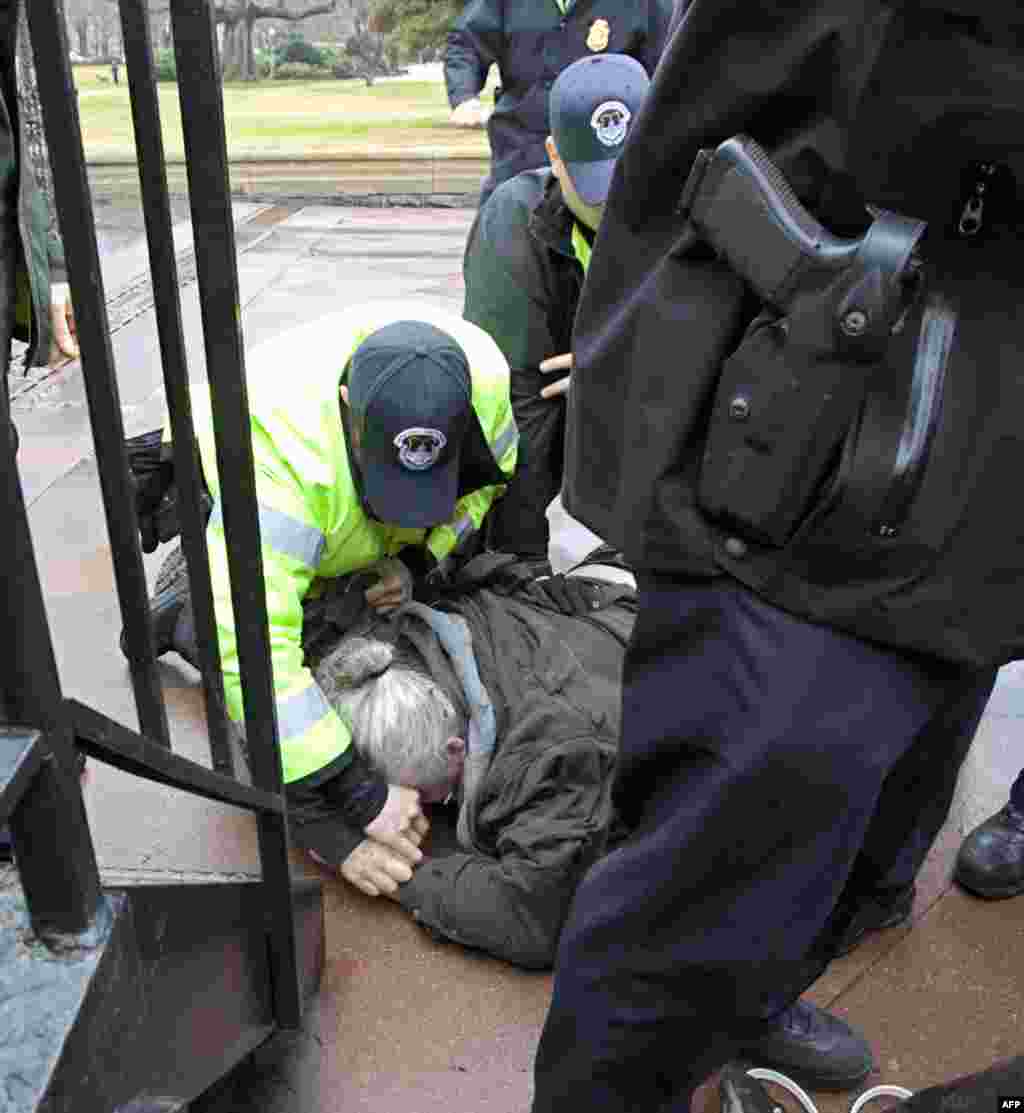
top-left (957, 162), bottom-right (997, 237)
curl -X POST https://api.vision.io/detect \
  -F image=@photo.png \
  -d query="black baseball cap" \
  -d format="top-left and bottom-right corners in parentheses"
top-left (549, 53), bottom-right (650, 206)
top-left (346, 320), bottom-right (473, 529)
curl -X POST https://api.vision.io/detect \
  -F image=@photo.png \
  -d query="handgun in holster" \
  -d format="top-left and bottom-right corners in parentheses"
top-left (678, 135), bottom-right (927, 353)
top-left (676, 135), bottom-right (934, 548)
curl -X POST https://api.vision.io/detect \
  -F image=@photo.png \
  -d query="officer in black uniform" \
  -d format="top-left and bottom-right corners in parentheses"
top-left (444, 0), bottom-right (673, 206)
top-left (529, 1), bottom-right (1017, 1109)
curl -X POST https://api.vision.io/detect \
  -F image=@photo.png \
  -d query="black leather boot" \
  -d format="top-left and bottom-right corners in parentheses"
top-left (735, 999), bottom-right (874, 1091)
top-left (119, 545), bottom-right (199, 668)
top-left (955, 802), bottom-right (1024, 899)
top-left (831, 884), bottom-right (915, 957)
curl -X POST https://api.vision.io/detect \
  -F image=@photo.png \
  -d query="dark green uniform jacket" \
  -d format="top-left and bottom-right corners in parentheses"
top-left (564, 0), bottom-right (1024, 668)
top-left (397, 564), bottom-right (636, 969)
top-left (444, 0), bottom-right (673, 197)
top-left (0, 0), bottom-right (66, 368)
top-left (462, 170), bottom-right (588, 556)
top-left (464, 169), bottom-right (583, 380)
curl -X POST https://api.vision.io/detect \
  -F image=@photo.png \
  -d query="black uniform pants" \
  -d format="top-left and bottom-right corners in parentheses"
top-left (531, 574), bottom-right (996, 1113)
top-left (486, 365), bottom-right (565, 561)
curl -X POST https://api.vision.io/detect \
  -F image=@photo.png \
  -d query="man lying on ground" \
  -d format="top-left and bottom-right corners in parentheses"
top-left (308, 547), bottom-right (637, 970)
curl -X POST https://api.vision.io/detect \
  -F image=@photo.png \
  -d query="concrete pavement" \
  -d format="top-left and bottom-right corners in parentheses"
top-left (10, 196), bottom-right (1024, 1113)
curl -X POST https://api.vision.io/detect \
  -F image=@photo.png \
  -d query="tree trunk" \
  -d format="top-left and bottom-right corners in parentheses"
top-left (242, 15), bottom-right (256, 81)
top-left (222, 21), bottom-right (245, 80)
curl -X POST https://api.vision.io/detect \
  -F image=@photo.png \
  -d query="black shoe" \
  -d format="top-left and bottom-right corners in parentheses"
top-left (735, 999), bottom-right (874, 1092)
top-left (955, 802), bottom-right (1024, 899)
top-left (831, 884), bottom-right (915, 957)
top-left (0, 825), bottom-right (11, 863)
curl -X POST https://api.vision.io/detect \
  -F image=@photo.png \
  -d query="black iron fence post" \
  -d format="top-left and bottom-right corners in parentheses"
top-left (27, 0), bottom-right (172, 749)
top-left (169, 0), bottom-right (302, 1027)
top-left (119, 0), bottom-right (237, 777)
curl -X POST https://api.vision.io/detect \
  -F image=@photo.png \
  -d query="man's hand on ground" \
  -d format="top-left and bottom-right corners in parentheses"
top-left (449, 97), bottom-right (491, 127)
top-left (364, 557), bottom-right (414, 614)
top-left (365, 784), bottom-right (428, 865)
top-left (539, 352), bottom-right (572, 399)
top-left (339, 837), bottom-right (416, 898)
top-left (48, 282), bottom-right (79, 367)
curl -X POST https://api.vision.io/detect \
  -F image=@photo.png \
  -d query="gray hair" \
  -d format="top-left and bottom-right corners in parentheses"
top-left (314, 636), bottom-right (465, 788)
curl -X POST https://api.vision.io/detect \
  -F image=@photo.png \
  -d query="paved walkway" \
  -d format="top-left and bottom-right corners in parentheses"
top-left (11, 198), bottom-right (1024, 1113)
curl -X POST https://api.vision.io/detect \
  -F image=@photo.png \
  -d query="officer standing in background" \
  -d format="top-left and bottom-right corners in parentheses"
top-left (463, 53), bottom-right (650, 563)
top-left (444, 0), bottom-right (673, 207)
top-left (529, 1), bottom-right (1016, 1109)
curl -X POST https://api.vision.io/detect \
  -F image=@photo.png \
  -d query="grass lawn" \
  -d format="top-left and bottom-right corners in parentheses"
top-left (73, 63), bottom-right (493, 160)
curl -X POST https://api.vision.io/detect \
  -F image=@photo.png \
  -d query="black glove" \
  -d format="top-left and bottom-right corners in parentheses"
top-left (125, 431), bottom-right (212, 553)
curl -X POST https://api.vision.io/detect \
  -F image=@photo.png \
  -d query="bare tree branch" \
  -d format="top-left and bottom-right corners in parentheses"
top-left (250, 1), bottom-right (337, 21)
top-left (209, 0), bottom-right (337, 26)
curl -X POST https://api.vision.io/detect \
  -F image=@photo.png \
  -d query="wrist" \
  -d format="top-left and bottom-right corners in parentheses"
top-left (321, 750), bottom-right (389, 828)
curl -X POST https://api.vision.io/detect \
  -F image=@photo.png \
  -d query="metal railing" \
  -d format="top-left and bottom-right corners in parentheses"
top-left (0, 0), bottom-right (304, 1027)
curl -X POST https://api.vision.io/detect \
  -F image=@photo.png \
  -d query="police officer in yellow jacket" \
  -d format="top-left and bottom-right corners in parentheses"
top-left (127, 302), bottom-right (517, 892)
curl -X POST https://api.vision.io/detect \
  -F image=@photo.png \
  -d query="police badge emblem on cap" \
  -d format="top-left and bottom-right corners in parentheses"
top-left (347, 319), bottom-right (472, 528)
top-left (548, 54), bottom-right (650, 206)
top-left (590, 101), bottom-right (631, 148)
top-left (587, 18), bottom-right (610, 52)
top-left (394, 427), bottom-right (447, 471)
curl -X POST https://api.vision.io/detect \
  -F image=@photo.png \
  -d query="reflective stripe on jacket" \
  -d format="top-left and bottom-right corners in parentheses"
top-left (189, 302), bottom-right (517, 783)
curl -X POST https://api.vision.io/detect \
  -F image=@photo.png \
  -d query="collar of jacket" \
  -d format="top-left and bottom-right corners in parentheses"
top-left (396, 601), bottom-right (497, 851)
top-left (529, 174), bottom-right (597, 271)
top-left (528, 175), bottom-right (579, 260)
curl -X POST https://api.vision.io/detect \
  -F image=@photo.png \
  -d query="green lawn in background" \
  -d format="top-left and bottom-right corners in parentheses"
top-left (74, 63), bottom-right (494, 160)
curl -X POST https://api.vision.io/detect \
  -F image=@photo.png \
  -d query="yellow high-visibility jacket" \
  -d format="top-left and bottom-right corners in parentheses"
top-left (188, 302), bottom-right (517, 784)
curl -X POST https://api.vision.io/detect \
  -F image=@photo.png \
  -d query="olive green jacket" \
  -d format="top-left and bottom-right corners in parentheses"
top-left (0, 0), bottom-right (66, 367)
